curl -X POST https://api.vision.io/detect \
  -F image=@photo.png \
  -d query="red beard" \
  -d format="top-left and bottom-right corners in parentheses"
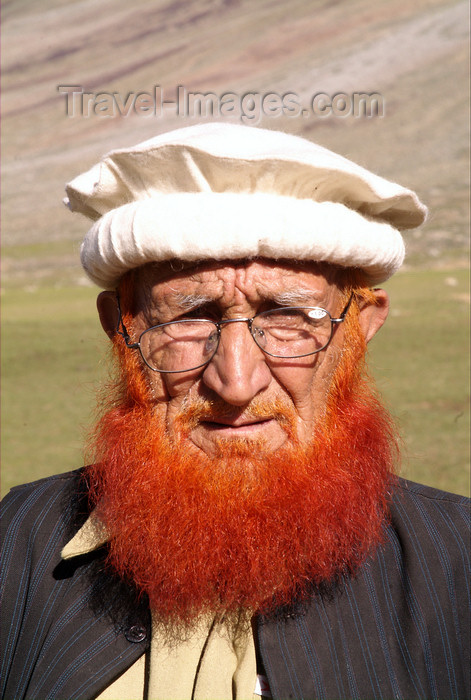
top-left (85, 297), bottom-right (399, 626)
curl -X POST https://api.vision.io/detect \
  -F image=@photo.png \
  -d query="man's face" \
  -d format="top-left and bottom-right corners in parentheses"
top-left (93, 260), bottom-right (393, 618)
top-left (124, 260), bottom-right (365, 456)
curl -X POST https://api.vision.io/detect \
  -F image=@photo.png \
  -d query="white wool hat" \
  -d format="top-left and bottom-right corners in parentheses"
top-left (65, 122), bottom-right (427, 289)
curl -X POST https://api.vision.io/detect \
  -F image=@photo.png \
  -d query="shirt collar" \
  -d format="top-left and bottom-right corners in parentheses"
top-left (61, 510), bottom-right (109, 560)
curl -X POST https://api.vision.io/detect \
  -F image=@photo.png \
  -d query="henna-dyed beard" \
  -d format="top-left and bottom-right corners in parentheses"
top-left (86, 309), bottom-right (399, 627)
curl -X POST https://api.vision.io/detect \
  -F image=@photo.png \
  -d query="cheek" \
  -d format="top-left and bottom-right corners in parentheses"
top-left (271, 348), bottom-right (341, 412)
top-left (147, 369), bottom-right (201, 403)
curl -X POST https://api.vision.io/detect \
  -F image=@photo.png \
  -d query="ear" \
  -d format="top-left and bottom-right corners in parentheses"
top-left (97, 291), bottom-right (120, 339)
top-left (358, 288), bottom-right (389, 344)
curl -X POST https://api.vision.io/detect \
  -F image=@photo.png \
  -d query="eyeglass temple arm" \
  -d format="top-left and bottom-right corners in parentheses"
top-left (115, 293), bottom-right (140, 349)
top-left (331, 292), bottom-right (354, 324)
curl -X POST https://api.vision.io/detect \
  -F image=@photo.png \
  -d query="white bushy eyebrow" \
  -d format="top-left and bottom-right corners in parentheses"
top-left (161, 289), bottom-right (323, 312)
top-left (168, 292), bottom-right (213, 311)
top-left (269, 289), bottom-right (323, 307)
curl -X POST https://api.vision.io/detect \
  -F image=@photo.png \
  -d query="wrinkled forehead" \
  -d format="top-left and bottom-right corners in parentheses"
top-left (129, 258), bottom-right (347, 312)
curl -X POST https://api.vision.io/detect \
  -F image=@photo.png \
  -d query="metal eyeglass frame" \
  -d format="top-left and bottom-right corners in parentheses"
top-left (115, 292), bottom-right (354, 373)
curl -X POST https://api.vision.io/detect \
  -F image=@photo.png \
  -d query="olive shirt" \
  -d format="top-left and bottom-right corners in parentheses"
top-left (1, 470), bottom-right (469, 700)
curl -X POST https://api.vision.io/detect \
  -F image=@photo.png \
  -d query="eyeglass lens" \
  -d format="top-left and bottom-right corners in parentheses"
top-left (139, 308), bottom-right (334, 372)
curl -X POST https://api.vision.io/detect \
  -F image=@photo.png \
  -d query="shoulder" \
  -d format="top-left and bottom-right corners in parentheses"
top-left (385, 477), bottom-right (470, 582)
top-left (390, 477), bottom-right (470, 527)
top-left (394, 477), bottom-right (470, 506)
top-left (1, 469), bottom-right (88, 553)
top-left (2, 468), bottom-right (84, 497)
top-left (1, 469), bottom-right (90, 622)
top-left (2, 468), bottom-right (85, 503)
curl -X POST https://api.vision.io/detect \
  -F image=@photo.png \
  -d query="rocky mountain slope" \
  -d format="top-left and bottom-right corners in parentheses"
top-left (2, 0), bottom-right (469, 286)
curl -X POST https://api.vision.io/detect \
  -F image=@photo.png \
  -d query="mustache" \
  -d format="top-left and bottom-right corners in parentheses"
top-left (175, 395), bottom-right (298, 432)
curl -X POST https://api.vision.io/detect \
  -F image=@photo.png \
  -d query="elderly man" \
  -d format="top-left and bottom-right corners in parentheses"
top-left (1, 123), bottom-right (469, 700)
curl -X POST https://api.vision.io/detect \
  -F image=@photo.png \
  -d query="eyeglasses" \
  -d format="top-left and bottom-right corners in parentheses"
top-left (117, 294), bottom-right (354, 374)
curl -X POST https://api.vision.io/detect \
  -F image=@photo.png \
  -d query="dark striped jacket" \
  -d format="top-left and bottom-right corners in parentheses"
top-left (1, 470), bottom-right (469, 700)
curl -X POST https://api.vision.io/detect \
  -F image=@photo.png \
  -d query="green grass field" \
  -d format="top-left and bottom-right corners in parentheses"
top-left (371, 267), bottom-right (469, 495)
top-left (1, 268), bottom-right (469, 498)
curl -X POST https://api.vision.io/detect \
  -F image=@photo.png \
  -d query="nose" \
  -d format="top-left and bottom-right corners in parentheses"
top-left (201, 319), bottom-right (272, 406)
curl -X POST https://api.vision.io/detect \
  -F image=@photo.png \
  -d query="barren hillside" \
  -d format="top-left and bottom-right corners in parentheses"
top-left (1, 0), bottom-right (469, 286)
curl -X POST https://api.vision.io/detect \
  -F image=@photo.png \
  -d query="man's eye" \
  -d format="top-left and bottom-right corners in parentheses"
top-left (144, 315), bottom-right (162, 327)
top-left (180, 307), bottom-right (216, 320)
top-left (265, 309), bottom-right (304, 323)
